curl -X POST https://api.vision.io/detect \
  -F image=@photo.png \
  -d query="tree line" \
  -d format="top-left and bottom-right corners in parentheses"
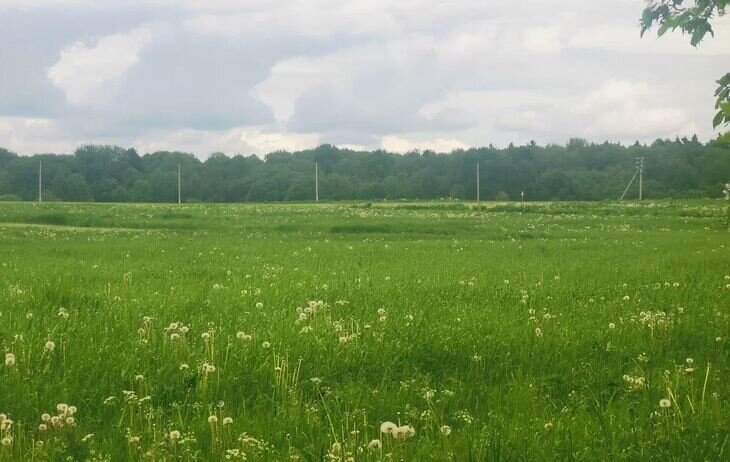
top-left (0, 137), bottom-right (728, 203)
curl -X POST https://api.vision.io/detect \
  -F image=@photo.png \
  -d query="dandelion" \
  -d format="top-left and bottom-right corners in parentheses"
top-left (608, 323), bottom-right (616, 330)
top-left (686, 358), bottom-right (694, 366)
top-left (367, 439), bottom-right (382, 450)
top-left (45, 341), bottom-right (55, 352)
top-left (440, 425), bottom-right (452, 436)
top-left (38, 424), bottom-right (47, 431)
top-left (262, 341), bottom-right (271, 349)
top-left (179, 363), bottom-right (189, 370)
top-left (203, 363), bottom-right (216, 373)
top-left (201, 332), bottom-right (211, 341)
top-left (41, 413), bottom-right (50, 422)
top-left (57, 403), bottom-right (68, 413)
top-left (135, 374), bottom-right (144, 382)
top-left (4, 353), bottom-right (15, 367)
top-left (1, 436), bottom-right (12, 447)
top-left (223, 417), bottom-right (233, 425)
top-left (65, 416), bottom-right (75, 426)
top-left (393, 425), bottom-right (415, 439)
top-left (544, 421), bottom-right (554, 431)
top-left (380, 421), bottom-right (397, 435)
top-left (535, 327), bottom-right (543, 338)
top-left (659, 399), bottom-right (671, 409)
top-left (256, 302), bottom-right (264, 309)
top-left (208, 415), bottom-right (218, 424)
top-left (67, 406), bottom-right (77, 415)
top-left (169, 430), bottom-right (181, 441)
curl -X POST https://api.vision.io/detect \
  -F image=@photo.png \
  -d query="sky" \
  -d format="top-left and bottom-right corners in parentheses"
top-left (0, 0), bottom-right (728, 157)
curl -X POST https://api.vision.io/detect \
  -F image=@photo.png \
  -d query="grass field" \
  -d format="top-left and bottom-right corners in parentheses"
top-left (0, 200), bottom-right (728, 461)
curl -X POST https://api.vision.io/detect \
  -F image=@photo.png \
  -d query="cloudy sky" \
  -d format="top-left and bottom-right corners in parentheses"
top-left (1, 0), bottom-right (728, 157)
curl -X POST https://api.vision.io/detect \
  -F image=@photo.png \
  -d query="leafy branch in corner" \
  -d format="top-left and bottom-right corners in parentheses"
top-left (640, 0), bottom-right (729, 127)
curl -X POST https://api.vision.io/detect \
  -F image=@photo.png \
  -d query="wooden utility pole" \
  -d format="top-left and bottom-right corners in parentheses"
top-left (476, 161), bottom-right (480, 202)
top-left (315, 162), bottom-right (319, 202)
top-left (177, 163), bottom-right (181, 204)
top-left (38, 160), bottom-right (42, 203)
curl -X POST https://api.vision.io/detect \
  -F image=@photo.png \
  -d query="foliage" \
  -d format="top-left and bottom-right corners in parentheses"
top-left (640, 0), bottom-right (729, 127)
top-left (1, 140), bottom-right (729, 203)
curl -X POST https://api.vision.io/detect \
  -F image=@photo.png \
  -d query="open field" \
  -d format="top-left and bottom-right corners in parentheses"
top-left (0, 200), bottom-right (729, 461)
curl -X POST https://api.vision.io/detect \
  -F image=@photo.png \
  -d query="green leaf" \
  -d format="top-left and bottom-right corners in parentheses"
top-left (718, 73), bottom-right (730, 87)
top-left (714, 111), bottom-right (725, 128)
top-left (690, 23), bottom-right (710, 46)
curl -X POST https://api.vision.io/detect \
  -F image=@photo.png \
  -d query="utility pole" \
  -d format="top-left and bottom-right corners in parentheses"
top-left (636, 156), bottom-right (645, 200)
top-left (177, 163), bottom-right (181, 204)
top-left (315, 162), bottom-right (319, 202)
top-left (476, 161), bottom-right (480, 202)
top-left (521, 191), bottom-right (524, 206)
top-left (38, 160), bottom-right (42, 203)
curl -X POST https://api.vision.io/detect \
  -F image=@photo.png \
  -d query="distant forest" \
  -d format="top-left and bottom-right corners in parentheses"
top-left (1, 137), bottom-right (729, 202)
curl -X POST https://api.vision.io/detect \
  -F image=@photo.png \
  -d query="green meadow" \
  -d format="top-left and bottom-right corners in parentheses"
top-left (0, 200), bottom-right (728, 461)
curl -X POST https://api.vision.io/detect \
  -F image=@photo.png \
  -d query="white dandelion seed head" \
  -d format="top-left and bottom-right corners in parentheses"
top-left (367, 439), bottom-right (382, 450)
top-left (380, 421), bottom-right (397, 435)
top-left (659, 399), bottom-right (671, 408)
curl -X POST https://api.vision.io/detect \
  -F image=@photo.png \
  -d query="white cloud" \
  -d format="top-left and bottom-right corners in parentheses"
top-left (132, 126), bottom-right (319, 157)
top-left (523, 26), bottom-right (562, 54)
top-left (570, 23), bottom-right (730, 56)
top-left (381, 136), bottom-right (469, 153)
top-left (47, 27), bottom-right (153, 105)
top-left (0, 116), bottom-right (75, 154)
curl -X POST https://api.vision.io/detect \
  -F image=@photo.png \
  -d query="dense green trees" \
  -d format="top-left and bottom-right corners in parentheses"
top-left (0, 139), bottom-right (728, 203)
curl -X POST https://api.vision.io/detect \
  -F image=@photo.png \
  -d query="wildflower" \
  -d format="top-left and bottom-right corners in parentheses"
top-left (135, 374), bottom-right (144, 382)
top-left (4, 353), bottom-right (15, 367)
top-left (169, 430), bottom-right (181, 441)
top-left (262, 341), bottom-right (271, 349)
top-left (686, 358), bottom-right (694, 366)
top-left (41, 413), bottom-right (51, 422)
top-left (128, 436), bottom-right (141, 444)
top-left (223, 417), bottom-right (233, 425)
top-left (544, 421), bottom-right (553, 431)
top-left (45, 341), bottom-right (55, 352)
top-left (440, 425), bottom-right (452, 436)
top-left (201, 332), bottom-right (211, 341)
top-left (26, 312), bottom-right (33, 320)
top-left (608, 323), bottom-right (616, 330)
top-left (659, 399), bottom-right (671, 409)
top-left (1, 436), bottom-right (12, 447)
top-left (179, 363), bottom-right (189, 370)
top-left (367, 439), bottom-right (382, 450)
top-left (380, 421), bottom-right (397, 435)
top-left (57, 403), bottom-right (68, 413)
top-left (256, 302), bottom-right (264, 309)
top-left (38, 424), bottom-right (47, 431)
top-left (535, 327), bottom-right (543, 337)
top-left (208, 415), bottom-right (218, 424)
top-left (67, 406), bottom-right (77, 415)
top-left (203, 363), bottom-right (216, 373)
top-left (170, 333), bottom-right (180, 341)
top-left (393, 425), bottom-right (415, 439)
top-left (65, 416), bottom-right (75, 426)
